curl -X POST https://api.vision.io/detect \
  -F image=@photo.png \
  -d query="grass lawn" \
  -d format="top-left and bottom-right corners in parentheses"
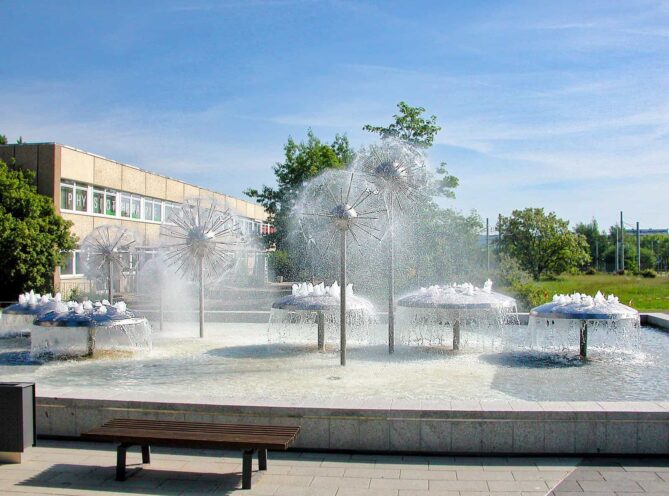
top-left (533, 273), bottom-right (669, 312)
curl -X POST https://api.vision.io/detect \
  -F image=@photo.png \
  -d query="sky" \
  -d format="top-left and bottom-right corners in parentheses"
top-left (1, 0), bottom-right (668, 230)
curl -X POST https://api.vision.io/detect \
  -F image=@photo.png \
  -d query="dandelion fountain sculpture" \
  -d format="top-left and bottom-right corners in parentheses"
top-left (529, 292), bottom-right (640, 358)
top-left (355, 139), bottom-right (429, 354)
top-left (161, 197), bottom-right (244, 338)
top-left (397, 280), bottom-right (517, 349)
top-left (295, 170), bottom-right (386, 365)
top-left (80, 225), bottom-right (136, 304)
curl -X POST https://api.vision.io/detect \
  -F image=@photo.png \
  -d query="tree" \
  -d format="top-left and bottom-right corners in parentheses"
top-left (244, 130), bottom-right (354, 279)
top-left (574, 219), bottom-right (610, 270)
top-left (0, 134), bottom-right (7, 145)
top-left (363, 101), bottom-right (459, 198)
top-left (16, 136), bottom-right (24, 144)
top-left (0, 159), bottom-right (76, 300)
top-left (498, 208), bottom-right (590, 280)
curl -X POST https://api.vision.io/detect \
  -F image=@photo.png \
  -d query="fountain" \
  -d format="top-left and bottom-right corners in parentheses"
top-left (397, 280), bottom-right (517, 349)
top-left (161, 197), bottom-right (244, 338)
top-left (31, 300), bottom-right (151, 358)
top-left (354, 139), bottom-right (429, 354)
top-left (269, 282), bottom-right (377, 349)
top-left (80, 225), bottom-right (136, 303)
top-left (529, 292), bottom-right (640, 358)
top-left (0, 292), bottom-right (63, 337)
top-left (295, 169), bottom-right (386, 365)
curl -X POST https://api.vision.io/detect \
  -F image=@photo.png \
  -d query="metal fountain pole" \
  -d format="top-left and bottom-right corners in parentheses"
top-left (199, 256), bottom-right (205, 339)
top-left (108, 259), bottom-right (114, 304)
top-left (388, 195), bottom-right (395, 354)
top-left (340, 230), bottom-right (347, 366)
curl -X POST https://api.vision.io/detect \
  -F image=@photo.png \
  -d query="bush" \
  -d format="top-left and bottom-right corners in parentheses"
top-left (584, 267), bottom-right (597, 275)
top-left (496, 253), bottom-right (532, 287)
top-left (268, 250), bottom-right (292, 281)
top-left (641, 268), bottom-right (657, 278)
top-left (511, 282), bottom-right (550, 311)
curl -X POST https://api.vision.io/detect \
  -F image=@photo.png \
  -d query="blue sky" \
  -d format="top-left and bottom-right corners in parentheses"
top-left (1, 0), bottom-right (668, 230)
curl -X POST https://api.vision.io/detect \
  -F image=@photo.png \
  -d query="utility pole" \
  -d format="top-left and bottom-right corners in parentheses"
top-left (620, 211), bottom-right (625, 272)
top-left (595, 239), bottom-right (599, 271)
top-left (486, 217), bottom-right (490, 271)
top-left (615, 228), bottom-right (619, 273)
top-left (637, 221), bottom-right (641, 272)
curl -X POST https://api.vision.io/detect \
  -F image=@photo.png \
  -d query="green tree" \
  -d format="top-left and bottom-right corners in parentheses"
top-left (244, 130), bottom-right (353, 279)
top-left (0, 159), bottom-right (76, 300)
top-left (574, 219), bottom-right (610, 270)
top-left (0, 134), bottom-right (7, 145)
top-left (16, 136), bottom-right (24, 144)
top-left (499, 208), bottom-right (590, 280)
top-left (363, 101), bottom-right (459, 198)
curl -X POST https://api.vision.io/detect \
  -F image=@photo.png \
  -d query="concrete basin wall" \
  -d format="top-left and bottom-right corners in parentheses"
top-left (36, 395), bottom-right (669, 455)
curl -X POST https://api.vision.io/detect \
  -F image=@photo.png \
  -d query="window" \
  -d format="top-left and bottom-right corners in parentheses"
top-left (93, 189), bottom-right (104, 214)
top-left (60, 181), bottom-right (74, 210)
top-left (121, 193), bottom-right (141, 219)
top-left (131, 196), bottom-right (141, 219)
top-left (144, 199), bottom-right (162, 222)
top-left (60, 250), bottom-right (84, 277)
top-left (144, 200), bottom-right (153, 221)
top-left (163, 202), bottom-right (178, 224)
top-left (105, 189), bottom-right (117, 216)
top-left (75, 186), bottom-right (87, 212)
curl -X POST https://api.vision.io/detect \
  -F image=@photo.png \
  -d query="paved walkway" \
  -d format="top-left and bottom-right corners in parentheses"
top-left (0, 440), bottom-right (667, 495)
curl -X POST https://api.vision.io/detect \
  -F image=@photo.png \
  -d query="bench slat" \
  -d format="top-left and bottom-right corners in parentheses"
top-left (102, 419), bottom-right (298, 435)
top-left (82, 419), bottom-right (300, 451)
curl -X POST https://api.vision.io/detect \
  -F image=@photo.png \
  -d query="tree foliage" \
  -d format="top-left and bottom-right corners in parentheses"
top-left (0, 159), bottom-right (76, 300)
top-left (363, 101), bottom-right (459, 198)
top-left (0, 134), bottom-right (7, 145)
top-left (244, 130), bottom-right (353, 279)
top-left (499, 208), bottom-right (590, 280)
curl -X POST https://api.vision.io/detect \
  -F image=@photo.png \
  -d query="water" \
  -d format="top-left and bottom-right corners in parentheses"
top-left (0, 323), bottom-right (667, 402)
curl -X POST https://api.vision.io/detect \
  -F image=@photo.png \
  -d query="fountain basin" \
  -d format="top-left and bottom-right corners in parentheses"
top-left (269, 282), bottom-right (377, 348)
top-left (529, 293), bottom-right (640, 357)
top-left (31, 305), bottom-right (152, 358)
top-left (1, 294), bottom-right (64, 337)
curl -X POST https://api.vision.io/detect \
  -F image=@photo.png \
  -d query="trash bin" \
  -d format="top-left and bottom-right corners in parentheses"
top-left (0, 382), bottom-right (36, 463)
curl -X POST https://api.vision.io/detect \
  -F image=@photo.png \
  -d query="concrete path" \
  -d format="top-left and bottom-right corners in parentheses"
top-left (0, 440), bottom-right (667, 495)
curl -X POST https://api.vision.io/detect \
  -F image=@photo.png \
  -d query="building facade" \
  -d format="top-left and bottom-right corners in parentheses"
top-left (0, 143), bottom-right (270, 296)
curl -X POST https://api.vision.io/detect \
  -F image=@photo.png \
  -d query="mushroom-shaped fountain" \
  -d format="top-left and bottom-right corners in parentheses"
top-left (31, 300), bottom-right (152, 358)
top-left (0, 291), bottom-right (63, 337)
top-left (397, 280), bottom-right (517, 349)
top-left (529, 292), bottom-right (640, 358)
top-left (269, 282), bottom-right (377, 350)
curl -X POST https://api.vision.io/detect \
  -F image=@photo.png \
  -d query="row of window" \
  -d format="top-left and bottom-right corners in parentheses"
top-left (60, 180), bottom-right (273, 235)
top-left (60, 181), bottom-right (174, 223)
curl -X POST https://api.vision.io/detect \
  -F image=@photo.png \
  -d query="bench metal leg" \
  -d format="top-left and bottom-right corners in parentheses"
top-left (116, 443), bottom-right (129, 481)
top-left (258, 448), bottom-right (267, 471)
top-left (242, 449), bottom-right (254, 489)
top-left (141, 445), bottom-right (151, 464)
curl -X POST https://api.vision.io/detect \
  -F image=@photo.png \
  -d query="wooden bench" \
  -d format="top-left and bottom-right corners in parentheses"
top-left (82, 418), bottom-right (300, 489)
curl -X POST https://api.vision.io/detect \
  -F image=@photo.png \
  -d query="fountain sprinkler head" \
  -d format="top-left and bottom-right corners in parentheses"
top-left (330, 203), bottom-right (358, 231)
top-left (160, 197), bottom-right (244, 283)
top-left (355, 138), bottom-right (428, 212)
top-left (80, 225), bottom-right (136, 279)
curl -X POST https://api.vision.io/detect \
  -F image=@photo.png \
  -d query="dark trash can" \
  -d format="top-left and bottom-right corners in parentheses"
top-left (0, 382), bottom-right (36, 463)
